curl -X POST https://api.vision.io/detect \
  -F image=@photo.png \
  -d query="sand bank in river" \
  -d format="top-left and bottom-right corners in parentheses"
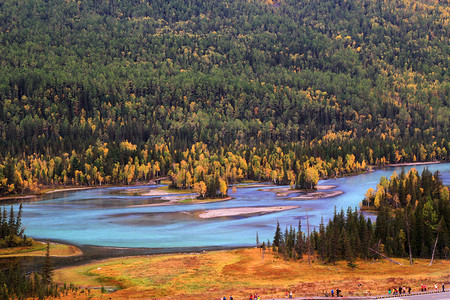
top-left (261, 185), bottom-right (337, 197)
top-left (198, 206), bottom-right (299, 219)
top-left (141, 189), bottom-right (174, 196)
top-left (290, 190), bottom-right (343, 200)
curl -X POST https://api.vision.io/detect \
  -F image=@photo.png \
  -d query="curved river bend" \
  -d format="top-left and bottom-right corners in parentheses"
top-left (5, 163), bottom-right (450, 249)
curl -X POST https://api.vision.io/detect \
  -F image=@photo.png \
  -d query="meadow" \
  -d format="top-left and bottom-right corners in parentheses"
top-left (53, 248), bottom-right (450, 299)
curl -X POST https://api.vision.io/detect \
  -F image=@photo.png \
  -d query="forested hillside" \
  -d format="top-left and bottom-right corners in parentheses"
top-left (0, 0), bottom-right (449, 195)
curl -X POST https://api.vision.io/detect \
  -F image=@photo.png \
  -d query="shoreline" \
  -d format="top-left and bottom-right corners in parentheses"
top-left (128, 195), bottom-right (234, 207)
top-left (0, 160), bottom-right (446, 201)
top-left (0, 241), bottom-right (83, 258)
top-left (385, 161), bottom-right (442, 167)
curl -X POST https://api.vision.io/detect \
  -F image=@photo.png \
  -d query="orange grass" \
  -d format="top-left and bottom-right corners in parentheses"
top-left (0, 241), bottom-right (81, 257)
top-left (54, 248), bottom-right (450, 299)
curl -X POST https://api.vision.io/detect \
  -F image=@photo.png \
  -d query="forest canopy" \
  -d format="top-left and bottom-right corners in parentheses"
top-left (0, 0), bottom-right (449, 195)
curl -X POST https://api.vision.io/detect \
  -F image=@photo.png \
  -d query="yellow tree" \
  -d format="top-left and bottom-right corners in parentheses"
top-left (305, 167), bottom-right (319, 189)
top-left (219, 178), bottom-right (228, 197)
top-left (194, 181), bottom-right (207, 198)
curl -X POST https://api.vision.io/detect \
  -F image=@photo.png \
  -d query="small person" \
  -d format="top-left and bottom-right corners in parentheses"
top-left (331, 289), bottom-right (334, 297)
top-left (388, 288), bottom-right (391, 295)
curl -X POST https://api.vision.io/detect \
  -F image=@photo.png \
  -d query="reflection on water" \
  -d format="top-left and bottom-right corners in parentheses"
top-left (2, 163), bottom-right (450, 249)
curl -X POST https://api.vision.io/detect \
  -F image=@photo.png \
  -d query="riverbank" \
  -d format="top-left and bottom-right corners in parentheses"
top-left (129, 195), bottom-right (234, 207)
top-left (387, 161), bottom-right (442, 167)
top-left (0, 241), bottom-right (82, 258)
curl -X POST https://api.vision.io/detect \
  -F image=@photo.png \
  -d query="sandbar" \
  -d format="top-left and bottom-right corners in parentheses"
top-left (141, 189), bottom-right (173, 196)
top-left (261, 185), bottom-right (337, 197)
top-left (290, 190), bottom-right (343, 200)
top-left (198, 206), bottom-right (299, 219)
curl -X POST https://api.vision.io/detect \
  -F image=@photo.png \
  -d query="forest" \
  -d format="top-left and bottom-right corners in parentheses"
top-left (0, 0), bottom-right (449, 195)
top-left (0, 205), bottom-right (65, 299)
top-left (273, 168), bottom-right (450, 263)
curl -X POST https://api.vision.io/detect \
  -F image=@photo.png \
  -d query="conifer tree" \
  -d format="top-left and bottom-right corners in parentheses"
top-left (41, 241), bottom-right (53, 285)
top-left (273, 220), bottom-right (282, 250)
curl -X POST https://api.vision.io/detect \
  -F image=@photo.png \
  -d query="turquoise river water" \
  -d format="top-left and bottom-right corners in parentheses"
top-left (3, 163), bottom-right (450, 249)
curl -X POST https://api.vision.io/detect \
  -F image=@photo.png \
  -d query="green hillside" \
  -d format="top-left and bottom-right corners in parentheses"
top-left (0, 0), bottom-right (449, 195)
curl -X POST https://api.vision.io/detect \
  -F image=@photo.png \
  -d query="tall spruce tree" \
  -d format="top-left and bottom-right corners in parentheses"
top-left (41, 241), bottom-right (53, 285)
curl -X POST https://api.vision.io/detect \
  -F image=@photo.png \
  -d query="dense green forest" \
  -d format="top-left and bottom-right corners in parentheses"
top-left (0, 0), bottom-right (449, 195)
top-left (273, 168), bottom-right (450, 263)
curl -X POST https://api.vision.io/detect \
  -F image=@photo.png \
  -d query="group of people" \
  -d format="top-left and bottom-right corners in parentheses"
top-left (388, 283), bottom-right (446, 295)
top-left (222, 296), bottom-right (233, 300)
top-left (248, 294), bottom-right (260, 299)
top-left (419, 283), bottom-right (446, 293)
top-left (324, 288), bottom-right (342, 297)
top-left (388, 286), bottom-right (411, 295)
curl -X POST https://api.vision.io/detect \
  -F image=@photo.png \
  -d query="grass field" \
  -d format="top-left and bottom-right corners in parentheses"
top-left (0, 241), bottom-right (82, 257)
top-left (54, 248), bottom-right (450, 299)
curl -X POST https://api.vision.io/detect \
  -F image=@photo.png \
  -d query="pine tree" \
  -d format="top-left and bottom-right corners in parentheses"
top-left (15, 203), bottom-right (22, 236)
top-left (8, 206), bottom-right (14, 235)
top-left (344, 230), bottom-right (356, 269)
top-left (273, 220), bottom-right (282, 250)
top-left (295, 219), bottom-right (303, 259)
top-left (41, 241), bottom-right (53, 285)
top-left (318, 217), bottom-right (326, 262)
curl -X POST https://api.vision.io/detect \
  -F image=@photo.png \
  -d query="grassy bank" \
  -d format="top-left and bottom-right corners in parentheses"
top-left (0, 241), bottom-right (82, 257)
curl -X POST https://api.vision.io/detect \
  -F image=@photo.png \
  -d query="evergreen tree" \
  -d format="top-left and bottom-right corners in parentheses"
top-left (273, 220), bottom-right (282, 250)
top-left (14, 203), bottom-right (22, 236)
top-left (41, 241), bottom-right (53, 285)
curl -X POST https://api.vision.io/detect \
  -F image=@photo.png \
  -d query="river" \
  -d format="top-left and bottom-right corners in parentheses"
top-left (4, 162), bottom-right (450, 249)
